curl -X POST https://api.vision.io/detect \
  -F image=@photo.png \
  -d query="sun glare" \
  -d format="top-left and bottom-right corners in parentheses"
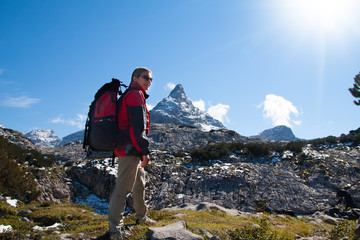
top-left (275, 0), bottom-right (359, 38)
top-left (295, 0), bottom-right (351, 31)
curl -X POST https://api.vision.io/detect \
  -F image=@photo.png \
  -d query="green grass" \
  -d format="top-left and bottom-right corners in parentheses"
top-left (0, 201), bottom-right (358, 239)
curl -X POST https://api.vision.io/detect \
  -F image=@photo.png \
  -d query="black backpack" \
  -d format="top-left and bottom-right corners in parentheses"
top-left (83, 78), bottom-right (128, 164)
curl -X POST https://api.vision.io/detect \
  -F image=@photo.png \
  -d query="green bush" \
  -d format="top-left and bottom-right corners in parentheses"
top-left (0, 136), bottom-right (56, 168)
top-left (0, 200), bottom-right (17, 216)
top-left (325, 136), bottom-right (338, 144)
top-left (309, 135), bottom-right (340, 148)
top-left (285, 141), bottom-right (306, 154)
top-left (349, 127), bottom-right (360, 135)
top-left (328, 220), bottom-right (357, 240)
top-left (340, 134), bottom-right (360, 146)
top-left (246, 143), bottom-right (271, 157)
top-left (190, 142), bottom-right (232, 162)
top-left (190, 142), bottom-right (283, 162)
top-left (229, 218), bottom-right (284, 240)
top-left (0, 136), bottom-right (56, 203)
top-left (172, 151), bottom-right (187, 158)
top-left (0, 152), bottom-right (40, 203)
top-left (308, 138), bottom-right (327, 147)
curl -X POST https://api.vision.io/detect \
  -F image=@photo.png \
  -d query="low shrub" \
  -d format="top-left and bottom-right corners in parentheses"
top-left (340, 134), bottom-right (360, 146)
top-left (246, 143), bottom-right (271, 157)
top-left (0, 200), bottom-right (17, 216)
top-left (309, 136), bottom-right (339, 148)
top-left (285, 141), bottom-right (306, 154)
top-left (229, 218), bottom-right (284, 240)
top-left (328, 220), bottom-right (357, 240)
top-left (172, 151), bottom-right (187, 158)
top-left (190, 142), bottom-right (282, 162)
top-left (0, 152), bottom-right (40, 203)
top-left (190, 142), bottom-right (232, 162)
top-left (0, 136), bottom-right (56, 168)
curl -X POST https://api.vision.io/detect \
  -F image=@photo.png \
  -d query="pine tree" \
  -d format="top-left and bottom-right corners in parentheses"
top-left (349, 72), bottom-right (360, 106)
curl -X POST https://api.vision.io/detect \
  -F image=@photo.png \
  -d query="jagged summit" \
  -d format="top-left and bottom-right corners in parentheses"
top-left (150, 84), bottom-right (225, 131)
top-left (168, 84), bottom-right (187, 101)
top-left (251, 125), bottom-right (299, 141)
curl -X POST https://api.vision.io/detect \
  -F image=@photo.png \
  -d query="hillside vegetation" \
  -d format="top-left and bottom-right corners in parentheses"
top-left (0, 136), bottom-right (56, 203)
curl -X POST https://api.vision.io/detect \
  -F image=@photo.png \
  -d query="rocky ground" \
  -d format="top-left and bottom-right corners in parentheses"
top-left (68, 143), bottom-right (360, 216)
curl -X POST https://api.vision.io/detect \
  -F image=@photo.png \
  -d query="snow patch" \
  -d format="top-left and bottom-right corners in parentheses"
top-left (6, 197), bottom-right (18, 207)
top-left (73, 181), bottom-right (109, 215)
top-left (0, 225), bottom-right (12, 233)
top-left (33, 223), bottom-right (63, 231)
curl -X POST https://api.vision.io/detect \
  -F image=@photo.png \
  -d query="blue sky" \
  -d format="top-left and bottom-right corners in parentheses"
top-left (1, 0), bottom-right (360, 140)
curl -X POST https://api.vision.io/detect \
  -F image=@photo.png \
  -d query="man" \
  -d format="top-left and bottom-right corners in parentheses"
top-left (108, 67), bottom-right (155, 239)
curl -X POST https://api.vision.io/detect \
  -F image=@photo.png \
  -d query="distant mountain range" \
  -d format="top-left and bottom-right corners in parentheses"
top-left (21, 85), bottom-right (301, 147)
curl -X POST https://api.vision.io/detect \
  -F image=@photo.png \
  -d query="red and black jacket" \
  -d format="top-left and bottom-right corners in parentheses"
top-left (114, 81), bottom-right (150, 157)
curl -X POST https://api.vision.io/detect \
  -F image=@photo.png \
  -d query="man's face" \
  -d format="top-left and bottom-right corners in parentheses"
top-left (134, 71), bottom-right (152, 90)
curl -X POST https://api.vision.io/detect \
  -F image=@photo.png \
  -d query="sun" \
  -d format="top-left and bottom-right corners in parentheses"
top-left (273, 0), bottom-right (359, 39)
top-left (292, 0), bottom-right (352, 31)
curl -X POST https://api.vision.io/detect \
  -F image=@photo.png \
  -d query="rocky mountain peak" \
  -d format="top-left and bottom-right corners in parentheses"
top-left (168, 84), bottom-right (187, 100)
top-left (24, 129), bottom-right (61, 147)
top-left (251, 125), bottom-right (299, 141)
top-left (150, 84), bottom-right (225, 131)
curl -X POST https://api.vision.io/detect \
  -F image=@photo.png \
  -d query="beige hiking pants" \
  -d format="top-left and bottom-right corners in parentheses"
top-left (108, 155), bottom-right (146, 232)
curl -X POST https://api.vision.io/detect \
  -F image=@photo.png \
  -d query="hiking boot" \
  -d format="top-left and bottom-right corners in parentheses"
top-left (109, 227), bottom-right (131, 240)
top-left (136, 216), bottom-right (157, 225)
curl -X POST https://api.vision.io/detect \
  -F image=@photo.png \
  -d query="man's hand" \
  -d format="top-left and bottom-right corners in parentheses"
top-left (140, 154), bottom-right (150, 167)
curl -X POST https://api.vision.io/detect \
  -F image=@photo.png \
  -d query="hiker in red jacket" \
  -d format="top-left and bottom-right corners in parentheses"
top-left (108, 67), bottom-right (156, 239)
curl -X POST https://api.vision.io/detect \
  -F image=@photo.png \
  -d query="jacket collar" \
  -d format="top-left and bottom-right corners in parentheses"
top-left (129, 81), bottom-right (149, 99)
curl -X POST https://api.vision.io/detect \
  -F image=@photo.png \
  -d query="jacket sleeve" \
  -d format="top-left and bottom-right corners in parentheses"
top-left (125, 90), bottom-right (150, 155)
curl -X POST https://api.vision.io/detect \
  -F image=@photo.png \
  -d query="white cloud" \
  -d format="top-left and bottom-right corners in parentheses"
top-left (147, 103), bottom-right (154, 110)
top-left (193, 99), bottom-right (230, 124)
top-left (165, 82), bottom-right (176, 91)
top-left (51, 114), bottom-right (87, 129)
top-left (208, 103), bottom-right (230, 124)
top-left (51, 117), bottom-right (65, 124)
top-left (2, 95), bottom-right (41, 108)
top-left (259, 94), bottom-right (301, 127)
top-left (193, 99), bottom-right (206, 111)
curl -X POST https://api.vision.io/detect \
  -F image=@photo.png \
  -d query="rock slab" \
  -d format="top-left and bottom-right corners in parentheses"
top-left (146, 221), bottom-right (203, 240)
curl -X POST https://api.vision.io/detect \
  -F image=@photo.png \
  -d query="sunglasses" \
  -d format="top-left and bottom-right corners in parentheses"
top-left (140, 75), bottom-right (152, 82)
